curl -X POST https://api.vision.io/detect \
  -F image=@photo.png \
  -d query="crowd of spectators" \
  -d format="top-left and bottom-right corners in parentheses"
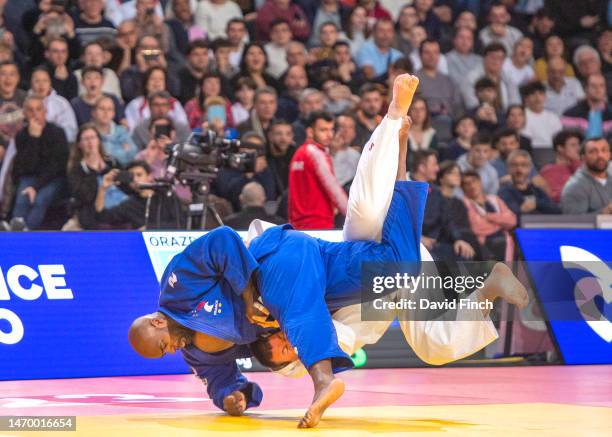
top-left (0, 0), bottom-right (610, 262)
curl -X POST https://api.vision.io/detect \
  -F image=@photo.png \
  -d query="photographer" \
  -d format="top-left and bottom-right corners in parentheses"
top-left (95, 160), bottom-right (181, 230)
top-left (212, 131), bottom-right (277, 212)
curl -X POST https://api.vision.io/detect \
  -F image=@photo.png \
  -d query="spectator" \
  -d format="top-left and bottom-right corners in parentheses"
top-left (230, 77), bottom-right (256, 127)
top-left (292, 88), bottom-right (326, 145)
top-left (462, 43), bottom-right (521, 110)
top-left (309, 0), bottom-right (345, 48)
top-left (356, 18), bottom-right (403, 80)
top-left (285, 41), bottom-right (308, 71)
top-left (256, 0), bottom-right (310, 43)
top-left (224, 181), bottom-right (285, 229)
top-left (277, 65), bottom-right (308, 124)
top-left (12, 95), bottom-right (68, 230)
top-left (210, 38), bottom-right (238, 80)
top-left (360, 0), bottom-right (392, 22)
top-left (226, 18), bottom-right (249, 69)
top-left (505, 104), bottom-right (533, 152)
top-left (528, 8), bottom-right (555, 59)
top-left (0, 61), bottom-right (26, 147)
top-left (342, 5), bottom-right (369, 56)
top-left (75, 40), bottom-right (122, 100)
top-left (325, 41), bottom-right (365, 93)
top-left (407, 96), bottom-right (438, 152)
top-left (232, 42), bottom-right (280, 93)
top-left (415, 39), bottom-right (462, 117)
top-left (309, 21), bottom-right (342, 64)
top-left (330, 114), bottom-right (360, 187)
top-left (43, 37), bottom-right (78, 101)
top-left (30, 67), bottom-right (78, 143)
top-left (446, 26), bottom-right (483, 87)
top-left (539, 130), bottom-right (583, 204)
top-left (561, 137), bottom-right (612, 215)
top-left (354, 83), bottom-right (383, 148)
top-left (177, 39), bottom-right (210, 105)
top-left (573, 44), bottom-right (611, 99)
top-left (597, 29), bottom-right (612, 97)
top-left (534, 34), bottom-right (576, 82)
top-left (411, 150), bottom-right (476, 261)
top-left (265, 19), bottom-right (292, 79)
top-left (468, 77), bottom-right (505, 134)
top-left (131, 90), bottom-right (191, 149)
top-left (195, 0), bottom-right (242, 42)
top-left (502, 37), bottom-right (535, 88)
top-left (115, 19), bottom-right (138, 75)
top-left (65, 124), bottom-right (123, 230)
top-left (91, 95), bottom-right (138, 166)
top-left (462, 170), bottom-right (517, 260)
top-left (441, 115), bottom-right (477, 161)
top-left (184, 72), bottom-right (234, 129)
top-left (413, 0), bottom-right (442, 41)
top-left (458, 135), bottom-right (500, 194)
top-left (479, 2), bottom-right (523, 55)
top-left (321, 80), bottom-right (355, 116)
top-left (266, 119), bottom-right (297, 197)
top-left (120, 35), bottom-right (179, 103)
top-left (213, 131), bottom-right (277, 210)
top-left (498, 149), bottom-right (560, 222)
top-left (95, 160), bottom-right (180, 229)
top-left (393, 4), bottom-right (418, 55)
top-left (520, 81), bottom-right (563, 149)
top-left (546, 0), bottom-right (603, 44)
top-left (490, 127), bottom-right (536, 179)
top-left (71, 66), bottom-right (125, 127)
top-left (544, 56), bottom-right (586, 116)
top-left (73, 0), bottom-right (116, 46)
top-left (237, 86), bottom-right (278, 139)
top-left (288, 110), bottom-right (347, 229)
top-left (165, 0), bottom-right (206, 56)
top-left (125, 66), bottom-right (188, 131)
top-left (437, 161), bottom-right (478, 247)
top-left (133, 0), bottom-right (175, 57)
top-left (562, 73), bottom-right (612, 139)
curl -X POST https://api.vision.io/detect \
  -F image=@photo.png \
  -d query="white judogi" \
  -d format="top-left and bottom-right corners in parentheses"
top-left (248, 116), bottom-right (498, 377)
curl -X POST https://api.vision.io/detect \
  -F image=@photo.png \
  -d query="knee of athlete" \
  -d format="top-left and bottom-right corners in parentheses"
top-left (250, 330), bottom-right (299, 370)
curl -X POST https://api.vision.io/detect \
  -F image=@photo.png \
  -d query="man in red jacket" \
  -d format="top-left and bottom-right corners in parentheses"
top-left (288, 111), bottom-right (348, 229)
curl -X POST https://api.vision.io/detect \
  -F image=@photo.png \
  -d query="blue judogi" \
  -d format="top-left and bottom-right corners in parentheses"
top-left (166, 181), bottom-right (428, 412)
top-left (250, 181), bottom-right (428, 371)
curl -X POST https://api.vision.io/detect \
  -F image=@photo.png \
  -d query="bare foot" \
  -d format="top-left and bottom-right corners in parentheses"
top-left (388, 74), bottom-right (419, 119)
top-left (482, 263), bottom-right (529, 309)
top-left (297, 378), bottom-right (345, 428)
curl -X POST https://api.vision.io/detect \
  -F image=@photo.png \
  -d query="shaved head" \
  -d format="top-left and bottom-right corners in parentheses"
top-left (128, 312), bottom-right (194, 358)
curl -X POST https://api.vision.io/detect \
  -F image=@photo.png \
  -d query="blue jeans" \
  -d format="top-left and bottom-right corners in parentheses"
top-left (12, 177), bottom-right (64, 229)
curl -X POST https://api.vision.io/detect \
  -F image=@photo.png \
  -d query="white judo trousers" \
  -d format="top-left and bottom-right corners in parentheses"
top-left (248, 116), bottom-right (498, 377)
top-left (336, 115), bottom-right (498, 366)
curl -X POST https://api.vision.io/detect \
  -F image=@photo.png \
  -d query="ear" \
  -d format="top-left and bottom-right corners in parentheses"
top-left (150, 317), bottom-right (168, 328)
top-left (305, 126), bottom-right (313, 138)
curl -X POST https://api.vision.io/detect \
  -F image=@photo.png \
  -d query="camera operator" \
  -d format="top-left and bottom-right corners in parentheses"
top-left (212, 131), bottom-right (278, 212)
top-left (95, 160), bottom-right (181, 230)
top-left (135, 115), bottom-right (191, 203)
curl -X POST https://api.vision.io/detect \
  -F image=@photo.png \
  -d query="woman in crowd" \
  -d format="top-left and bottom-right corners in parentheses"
top-left (534, 34), bottom-right (575, 82)
top-left (231, 77), bottom-right (257, 126)
top-left (184, 72), bottom-right (234, 129)
top-left (231, 42), bottom-right (279, 93)
top-left (462, 170), bottom-right (517, 261)
top-left (505, 104), bottom-right (533, 153)
top-left (441, 115), bottom-right (477, 161)
top-left (407, 97), bottom-right (438, 151)
top-left (342, 5), bottom-right (369, 56)
top-left (124, 66), bottom-right (188, 131)
top-left (91, 95), bottom-right (137, 166)
top-left (65, 124), bottom-right (124, 230)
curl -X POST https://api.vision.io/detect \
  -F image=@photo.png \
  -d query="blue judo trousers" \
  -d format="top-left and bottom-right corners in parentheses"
top-left (157, 181), bottom-right (428, 411)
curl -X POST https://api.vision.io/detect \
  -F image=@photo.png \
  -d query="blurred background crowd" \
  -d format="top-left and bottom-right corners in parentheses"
top-left (0, 0), bottom-right (610, 262)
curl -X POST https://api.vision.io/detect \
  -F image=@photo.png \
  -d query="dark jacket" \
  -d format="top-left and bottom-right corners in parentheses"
top-left (498, 182), bottom-right (561, 224)
top-left (12, 122), bottom-right (68, 190)
top-left (562, 100), bottom-right (612, 138)
top-left (96, 192), bottom-right (181, 229)
top-left (224, 206), bottom-right (285, 230)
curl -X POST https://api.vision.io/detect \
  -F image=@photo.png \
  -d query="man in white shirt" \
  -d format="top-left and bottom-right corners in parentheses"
top-left (195, 0), bottom-right (243, 41)
top-left (545, 56), bottom-right (585, 116)
top-left (520, 81), bottom-right (562, 149)
top-left (502, 36), bottom-right (535, 88)
top-left (478, 3), bottom-right (523, 55)
top-left (264, 19), bottom-right (292, 79)
top-left (446, 26), bottom-right (483, 86)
